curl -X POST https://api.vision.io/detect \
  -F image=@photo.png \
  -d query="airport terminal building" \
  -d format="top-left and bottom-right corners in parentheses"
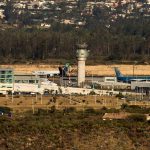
top-left (0, 69), bottom-right (41, 94)
top-left (0, 69), bottom-right (14, 93)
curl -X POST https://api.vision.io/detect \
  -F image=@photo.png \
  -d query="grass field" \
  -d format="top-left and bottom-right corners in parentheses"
top-left (0, 95), bottom-right (150, 113)
top-left (1, 64), bottom-right (150, 76)
top-left (0, 100), bottom-right (150, 150)
top-left (1, 94), bottom-right (150, 150)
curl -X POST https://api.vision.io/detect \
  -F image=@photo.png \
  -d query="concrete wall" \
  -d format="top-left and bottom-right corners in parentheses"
top-left (131, 81), bottom-right (150, 90)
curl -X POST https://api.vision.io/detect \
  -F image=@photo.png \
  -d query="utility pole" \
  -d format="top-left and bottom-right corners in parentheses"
top-left (40, 93), bottom-right (42, 104)
top-left (36, 92), bottom-right (38, 101)
top-left (32, 99), bottom-right (35, 114)
top-left (92, 72), bottom-right (95, 90)
top-left (11, 90), bottom-right (14, 103)
top-left (69, 93), bottom-right (72, 104)
top-left (94, 94), bottom-right (97, 104)
top-left (133, 64), bottom-right (135, 76)
top-left (133, 61), bottom-right (137, 76)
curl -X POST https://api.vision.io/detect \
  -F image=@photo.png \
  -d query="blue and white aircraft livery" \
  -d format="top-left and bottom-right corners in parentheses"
top-left (114, 67), bottom-right (150, 83)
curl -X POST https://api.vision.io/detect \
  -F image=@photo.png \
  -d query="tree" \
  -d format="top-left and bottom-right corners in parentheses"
top-left (4, 0), bottom-right (16, 23)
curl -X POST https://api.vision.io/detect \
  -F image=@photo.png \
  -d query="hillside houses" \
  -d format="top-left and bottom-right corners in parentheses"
top-left (0, 0), bottom-right (149, 27)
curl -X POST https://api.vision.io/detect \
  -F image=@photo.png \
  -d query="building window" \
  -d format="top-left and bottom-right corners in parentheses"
top-left (22, 80), bottom-right (28, 83)
top-left (15, 80), bottom-right (20, 83)
top-left (0, 79), bottom-right (5, 83)
top-left (5, 79), bottom-right (12, 83)
top-left (29, 80), bottom-right (35, 84)
top-left (0, 75), bottom-right (5, 78)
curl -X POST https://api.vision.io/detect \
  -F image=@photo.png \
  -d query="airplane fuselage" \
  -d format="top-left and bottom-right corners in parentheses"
top-left (32, 70), bottom-right (59, 76)
top-left (117, 76), bottom-right (150, 83)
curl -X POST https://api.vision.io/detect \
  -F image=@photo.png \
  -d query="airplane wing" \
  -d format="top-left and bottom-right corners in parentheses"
top-left (32, 71), bottom-right (59, 76)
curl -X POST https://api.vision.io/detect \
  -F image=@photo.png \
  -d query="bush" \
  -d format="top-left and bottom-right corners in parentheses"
top-left (101, 106), bottom-right (107, 111)
top-left (37, 109), bottom-right (47, 115)
top-left (50, 106), bottom-right (56, 113)
top-left (123, 105), bottom-right (150, 114)
top-left (0, 106), bottom-right (12, 114)
top-left (84, 107), bottom-right (95, 114)
top-left (89, 90), bottom-right (96, 95)
top-left (0, 93), bottom-right (5, 97)
top-left (127, 114), bottom-right (146, 122)
top-left (106, 108), bottom-right (120, 113)
top-left (116, 92), bottom-right (124, 99)
top-left (63, 107), bottom-right (76, 113)
top-left (13, 95), bottom-right (20, 98)
top-left (121, 103), bottom-right (128, 109)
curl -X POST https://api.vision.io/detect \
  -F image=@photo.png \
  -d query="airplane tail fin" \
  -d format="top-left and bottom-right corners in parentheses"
top-left (59, 63), bottom-right (70, 77)
top-left (114, 67), bottom-right (123, 77)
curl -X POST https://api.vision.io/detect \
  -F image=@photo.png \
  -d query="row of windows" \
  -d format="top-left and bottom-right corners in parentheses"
top-left (106, 79), bottom-right (115, 81)
top-left (0, 75), bottom-right (13, 78)
top-left (0, 79), bottom-right (39, 84)
top-left (0, 79), bottom-right (13, 83)
top-left (0, 85), bottom-right (13, 88)
top-left (0, 70), bottom-right (13, 84)
top-left (15, 80), bottom-right (39, 84)
top-left (0, 71), bottom-right (13, 74)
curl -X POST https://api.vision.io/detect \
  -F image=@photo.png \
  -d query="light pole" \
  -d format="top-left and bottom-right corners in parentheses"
top-left (94, 94), bottom-right (97, 104)
top-left (11, 90), bottom-right (14, 103)
top-left (133, 61), bottom-right (137, 76)
top-left (92, 71), bottom-right (94, 90)
top-left (32, 99), bottom-right (35, 114)
top-left (40, 93), bottom-right (43, 104)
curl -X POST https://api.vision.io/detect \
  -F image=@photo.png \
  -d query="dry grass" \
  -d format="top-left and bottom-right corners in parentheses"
top-left (1, 95), bottom-right (150, 113)
top-left (1, 64), bottom-right (150, 76)
top-left (86, 64), bottom-right (150, 76)
top-left (0, 95), bottom-right (118, 112)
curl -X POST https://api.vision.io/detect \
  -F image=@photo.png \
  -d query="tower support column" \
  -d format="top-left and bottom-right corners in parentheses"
top-left (76, 43), bottom-right (89, 87)
top-left (78, 60), bottom-right (85, 87)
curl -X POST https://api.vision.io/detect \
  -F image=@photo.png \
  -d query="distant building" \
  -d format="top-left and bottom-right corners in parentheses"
top-left (131, 81), bottom-right (150, 90)
top-left (97, 77), bottom-right (117, 83)
top-left (103, 112), bottom-right (150, 121)
top-left (102, 112), bottom-right (130, 120)
top-left (14, 74), bottom-right (40, 84)
top-left (61, 19), bottom-right (75, 25)
top-left (0, 9), bottom-right (4, 19)
top-left (0, 69), bottom-right (14, 93)
top-left (40, 23), bottom-right (51, 28)
top-left (131, 81), bottom-right (150, 95)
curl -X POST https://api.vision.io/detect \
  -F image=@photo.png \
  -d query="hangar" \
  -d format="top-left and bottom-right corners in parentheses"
top-left (131, 81), bottom-right (150, 96)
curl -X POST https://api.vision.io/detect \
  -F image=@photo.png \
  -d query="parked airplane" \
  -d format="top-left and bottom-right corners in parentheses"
top-left (59, 63), bottom-right (71, 77)
top-left (32, 63), bottom-right (71, 77)
top-left (114, 67), bottom-right (150, 83)
top-left (32, 70), bottom-right (59, 77)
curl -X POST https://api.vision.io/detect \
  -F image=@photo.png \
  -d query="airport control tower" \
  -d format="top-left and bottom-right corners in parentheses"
top-left (76, 43), bottom-right (89, 87)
